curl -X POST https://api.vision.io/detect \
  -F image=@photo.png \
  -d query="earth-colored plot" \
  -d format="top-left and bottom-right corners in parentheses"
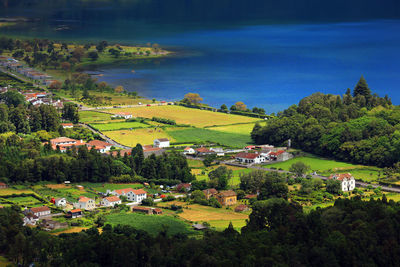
top-left (51, 227), bottom-right (89, 235)
top-left (79, 111), bottom-right (114, 123)
top-left (207, 122), bottom-right (263, 135)
top-left (110, 106), bottom-right (260, 127)
top-left (105, 128), bottom-right (175, 147)
top-left (46, 184), bottom-right (69, 189)
top-left (90, 121), bottom-right (149, 131)
top-left (0, 188), bottom-right (35, 196)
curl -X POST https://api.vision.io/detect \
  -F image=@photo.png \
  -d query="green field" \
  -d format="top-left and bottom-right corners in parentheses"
top-left (167, 128), bottom-right (253, 148)
top-left (266, 156), bottom-right (381, 182)
top-left (105, 212), bottom-right (194, 236)
top-left (207, 122), bottom-right (262, 135)
top-left (82, 183), bottom-right (144, 193)
top-left (90, 121), bottom-right (149, 131)
top-left (6, 196), bottom-right (44, 207)
top-left (79, 111), bottom-right (115, 123)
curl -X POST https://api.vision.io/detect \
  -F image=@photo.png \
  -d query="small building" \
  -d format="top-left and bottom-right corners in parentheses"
top-left (183, 147), bottom-right (196, 155)
top-left (61, 123), bottom-right (74, 129)
top-left (73, 196), bottom-right (96, 210)
top-left (245, 145), bottom-right (256, 150)
top-left (23, 214), bottom-right (39, 226)
top-left (176, 183), bottom-right (192, 192)
top-left (108, 188), bottom-right (147, 203)
top-left (210, 147), bottom-right (225, 156)
top-left (112, 112), bottom-right (133, 119)
top-left (153, 208), bottom-right (163, 215)
top-left (40, 219), bottom-right (68, 230)
top-left (195, 147), bottom-right (214, 156)
top-left (192, 224), bottom-right (208, 230)
top-left (55, 198), bottom-right (67, 207)
top-left (101, 196), bottom-right (122, 207)
top-left (269, 150), bottom-right (292, 161)
top-left (26, 206), bottom-right (51, 218)
top-left (0, 182), bottom-right (7, 189)
top-left (86, 140), bottom-right (113, 153)
top-left (235, 204), bottom-right (249, 212)
top-left (131, 206), bottom-right (153, 214)
top-left (216, 190), bottom-right (237, 206)
top-left (67, 209), bottom-right (83, 218)
top-left (154, 138), bottom-right (170, 148)
top-left (235, 152), bottom-right (265, 164)
top-left (203, 188), bottom-right (218, 200)
top-left (329, 173), bottom-right (356, 192)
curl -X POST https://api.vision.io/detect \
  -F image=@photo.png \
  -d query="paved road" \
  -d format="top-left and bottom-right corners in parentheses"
top-left (224, 160), bottom-right (400, 193)
top-left (79, 123), bottom-right (132, 150)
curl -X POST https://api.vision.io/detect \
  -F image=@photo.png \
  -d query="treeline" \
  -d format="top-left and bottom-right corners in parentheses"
top-left (1, 196), bottom-right (400, 266)
top-left (0, 134), bottom-right (193, 184)
top-left (151, 116), bottom-right (176, 125)
top-left (251, 77), bottom-right (400, 167)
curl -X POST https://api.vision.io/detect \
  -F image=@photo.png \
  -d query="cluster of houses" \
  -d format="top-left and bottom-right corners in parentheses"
top-left (203, 188), bottom-right (238, 206)
top-left (0, 56), bottom-right (58, 86)
top-left (0, 87), bottom-right (65, 108)
top-left (49, 137), bottom-right (115, 153)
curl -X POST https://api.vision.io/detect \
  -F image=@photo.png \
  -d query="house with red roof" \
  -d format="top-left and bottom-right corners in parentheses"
top-left (25, 206), bottom-right (51, 218)
top-left (0, 182), bottom-right (7, 189)
top-left (329, 173), bottom-right (356, 192)
top-left (176, 183), bottom-right (192, 192)
top-left (195, 147), bottom-right (215, 156)
top-left (183, 147), bottom-right (196, 155)
top-left (86, 140), bottom-right (113, 153)
top-left (101, 196), bottom-right (122, 207)
top-left (269, 150), bottom-right (292, 161)
top-left (235, 152), bottom-right (265, 164)
top-left (67, 209), bottom-right (83, 218)
top-left (50, 137), bottom-right (86, 152)
top-left (61, 123), bottom-right (74, 129)
top-left (73, 196), bottom-right (96, 210)
top-left (107, 188), bottom-right (147, 203)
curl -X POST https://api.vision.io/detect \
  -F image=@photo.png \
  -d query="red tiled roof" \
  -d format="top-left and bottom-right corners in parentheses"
top-left (114, 188), bottom-right (134, 195)
top-left (177, 183), bottom-right (191, 190)
top-left (270, 150), bottom-right (285, 156)
top-left (69, 209), bottom-right (82, 213)
top-left (217, 190), bottom-right (237, 197)
top-left (235, 204), bottom-right (249, 212)
top-left (104, 196), bottom-right (121, 202)
top-left (329, 173), bottom-right (354, 181)
top-left (30, 206), bottom-right (50, 213)
top-left (203, 188), bottom-right (218, 195)
top-left (196, 147), bottom-right (212, 153)
top-left (156, 138), bottom-right (169, 142)
top-left (153, 208), bottom-right (162, 213)
top-left (87, 140), bottom-right (113, 148)
top-left (132, 206), bottom-right (151, 211)
top-left (235, 152), bottom-right (260, 159)
top-left (50, 137), bottom-right (77, 144)
top-left (143, 147), bottom-right (162, 152)
top-left (132, 189), bottom-right (147, 195)
top-left (184, 147), bottom-right (192, 151)
top-left (78, 197), bottom-right (92, 203)
top-left (61, 123), bottom-right (73, 126)
top-left (0, 182), bottom-right (6, 186)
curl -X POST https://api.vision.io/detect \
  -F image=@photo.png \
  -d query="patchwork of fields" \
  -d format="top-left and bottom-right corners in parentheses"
top-left (105, 128), bottom-right (175, 147)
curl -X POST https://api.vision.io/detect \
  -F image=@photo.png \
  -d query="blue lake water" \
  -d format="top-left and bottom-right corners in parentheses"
top-left (1, 1), bottom-right (400, 113)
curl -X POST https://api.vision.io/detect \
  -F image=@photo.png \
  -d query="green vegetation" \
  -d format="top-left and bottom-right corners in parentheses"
top-left (105, 212), bottom-right (194, 237)
top-left (90, 121), bottom-right (149, 131)
top-left (78, 111), bottom-right (114, 123)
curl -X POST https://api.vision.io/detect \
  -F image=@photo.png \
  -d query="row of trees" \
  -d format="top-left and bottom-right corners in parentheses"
top-left (251, 77), bottom-right (399, 167)
top-left (1, 196), bottom-right (400, 266)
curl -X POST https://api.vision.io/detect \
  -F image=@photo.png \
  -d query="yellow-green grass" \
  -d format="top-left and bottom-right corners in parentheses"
top-left (208, 219), bottom-right (247, 231)
top-left (6, 196), bottom-right (44, 207)
top-left (207, 122), bottom-right (263, 135)
top-left (166, 128), bottom-right (253, 148)
top-left (90, 121), bottom-right (149, 131)
top-left (266, 156), bottom-right (381, 182)
top-left (105, 128), bottom-right (175, 146)
top-left (187, 159), bottom-right (205, 168)
top-left (79, 110), bottom-right (115, 123)
top-left (85, 91), bottom-right (153, 106)
top-left (81, 182), bottom-right (143, 193)
top-left (195, 165), bottom-right (249, 186)
top-left (0, 255), bottom-right (11, 267)
top-left (110, 106), bottom-right (260, 127)
top-left (33, 184), bottom-right (97, 202)
top-left (105, 212), bottom-right (194, 237)
top-left (0, 188), bottom-right (35, 196)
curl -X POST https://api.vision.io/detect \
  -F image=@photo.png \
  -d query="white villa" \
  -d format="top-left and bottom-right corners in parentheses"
top-left (73, 196), bottom-right (96, 210)
top-left (55, 198), bottom-right (67, 207)
top-left (107, 188), bottom-right (147, 203)
top-left (235, 152), bottom-right (266, 164)
top-left (101, 196), bottom-right (122, 207)
top-left (183, 147), bottom-right (196, 155)
top-left (154, 138), bottom-right (170, 148)
top-left (112, 112), bottom-right (133, 119)
top-left (329, 173), bottom-right (356, 192)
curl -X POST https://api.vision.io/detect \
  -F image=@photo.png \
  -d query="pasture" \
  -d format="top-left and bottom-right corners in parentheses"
top-left (0, 187), bottom-right (35, 196)
top-left (105, 212), bottom-right (194, 237)
top-left (82, 183), bottom-right (144, 193)
top-left (207, 122), bottom-right (262, 135)
top-left (166, 128), bottom-right (253, 148)
top-left (90, 121), bottom-right (149, 131)
top-left (33, 184), bottom-right (97, 203)
top-left (79, 111), bottom-right (114, 123)
top-left (105, 128), bottom-right (175, 146)
top-left (110, 106), bottom-right (260, 127)
top-left (6, 196), bottom-right (44, 207)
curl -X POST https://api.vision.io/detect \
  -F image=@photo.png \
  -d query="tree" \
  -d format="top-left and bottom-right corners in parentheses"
top-left (62, 102), bottom-right (80, 123)
top-left (61, 62), bottom-right (71, 72)
top-left (220, 104), bottom-right (228, 112)
top-left (115, 86), bottom-right (124, 94)
top-left (184, 93), bottom-right (203, 104)
top-left (49, 80), bottom-right (62, 90)
top-left (72, 47), bottom-right (85, 61)
top-left (326, 179), bottom-right (341, 194)
top-left (234, 101), bottom-right (247, 111)
top-left (258, 172), bottom-right (288, 200)
top-left (353, 76), bottom-right (371, 97)
top-left (203, 154), bottom-right (216, 167)
top-left (289, 162), bottom-right (310, 178)
top-left (1, 90), bottom-right (25, 107)
top-left (87, 51), bottom-right (99, 61)
top-left (208, 166), bottom-right (232, 190)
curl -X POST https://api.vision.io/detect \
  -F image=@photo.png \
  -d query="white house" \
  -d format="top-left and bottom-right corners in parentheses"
top-left (112, 112), bottom-right (133, 119)
top-left (107, 188), bottom-right (147, 203)
top-left (101, 196), bottom-right (122, 207)
top-left (23, 214), bottom-right (39, 226)
top-left (86, 140), bottom-right (113, 153)
top-left (210, 147), bottom-right (225, 156)
top-left (154, 138), bottom-right (170, 148)
top-left (55, 198), bottom-right (67, 207)
top-left (235, 152), bottom-right (266, 164)
top-left (269, 150), bottom-right (292, 161)
top-left (61, 123), bottom-right (74, 129)
top-left (26, 206), bottom-right (51, 218)
top-left (183, 147), bottom-right (196, 155)
top-left (73, 196), bottom-right (96, 210)
top-left (329, 173), bottom-right (356, 192)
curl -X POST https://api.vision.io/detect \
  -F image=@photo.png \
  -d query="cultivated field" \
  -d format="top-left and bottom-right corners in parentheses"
top-left (81, 183), bottom-right (144, 193)
top-left (33, 184), bottom-right (97, 203)
top-left (207, 122), bottom-right (262, 135)
top-left (166, 128), bottom-right (252, 148)
top-left (0, 187), bottom-right (35, 196)
top-left (110, 106), bottom-right (260, 127)
top-left (105, 128), bottom-right (175, 146)
top-left (90, 121), bottom-right (149, 131)
top-left (79, 111), bottom-right (115, 123)
top-left (105, 212), bottom-right (194, 236)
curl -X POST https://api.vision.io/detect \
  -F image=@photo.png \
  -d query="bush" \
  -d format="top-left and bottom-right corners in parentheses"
top-left (162, 195), bottom-right (176, 202)
top-left (141, 197), bottom-right (155, 206)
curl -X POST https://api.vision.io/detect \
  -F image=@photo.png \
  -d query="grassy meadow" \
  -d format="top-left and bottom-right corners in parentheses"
top-left (79, 111), bottom-right (115, 123)
top-left (207, 122), bottom-right (262, 135)
top-left (90, 121), bottom-right (149, 131)
top-left (105, 128), bottom-right (175, 146)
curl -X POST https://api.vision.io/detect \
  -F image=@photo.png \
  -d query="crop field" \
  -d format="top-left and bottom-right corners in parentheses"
top-left (82, 183), bottom-right (144, 193)
top-left (105, 212), bottom-right (194, 236)
top-left (90, 121), bottom-right (149, 131)
top-left (0, 187), bottom-right (35, 196)
top-left (33, 184), bottom-right (97, 203)
top-left (207, 122), bottom-right (263, 135)
top-left (6, 196), bottom-right (44, 207)
top-left (166, 128), bottom-right (253, 148)
top-left (51, 227), bottom-right (89, 236)
top-left (208, 219), bottom-right (248, 231)
top-left (105, 128), bottom-right (175, 146)
top-left (110, 106), bottom-right (260, 127)
top-left (79, 111), bottom-right (115, 123)
top-left (266, 156), bottom-right (381, 181)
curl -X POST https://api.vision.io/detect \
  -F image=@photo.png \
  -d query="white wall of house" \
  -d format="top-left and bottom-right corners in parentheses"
top-left (342, 178), bottom-right (356, 192)
top-left (74, 199), bottom-right (95, 210)
top-left (55, 198), bottom-right (67, 207)
top-left (154, 140), bottom-right (170, 148)
top-left (101, 199), bottom-right (121, 207)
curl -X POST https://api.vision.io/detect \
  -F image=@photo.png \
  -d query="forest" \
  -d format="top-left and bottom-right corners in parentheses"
top-left (1, 196), bottom-right (399, 266)
top-left (251, 77), bottom-right (400, 167)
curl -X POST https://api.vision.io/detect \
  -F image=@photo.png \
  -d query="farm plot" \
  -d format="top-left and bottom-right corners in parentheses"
top-left (82, 183), bottom-right (144, 193)
top-left (207, 122), bottom-right (262, 135)
top-left (110, 106), bottom-right (260, 127)
top-left (0, 187), bottom-right (35, 196)
top-left (33, 184), bottom-right (97, 203)
top-left (79, 111), bottom-right (115, 123)
top-left (105, 212), bottom-right (194, 237)
top-left (90, 121), bottom-right (149, 131)
top-left (105, 128), bottom-right (175, 147)
top-left (6, 196), bottom-right (44, 207)
top-left (166, 128), bottom-right (253, 148)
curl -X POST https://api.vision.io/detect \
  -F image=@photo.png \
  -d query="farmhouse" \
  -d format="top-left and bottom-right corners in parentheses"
top-left (67, 209), bottom-right (83, 218)
top-left (269, 150), bottom-right (292, 161)
top-left (195, 147), bottom-right (214, 156)
top-left (176, 183), bottom-right (192, 192)
top-left (216, 190), bottom-right (237, 206)
top-left (131, 206), bottom-right (153, 214)
top-left (203, 188), bottom-right (218, 200)
top-left (61, 123), bottom-right (74, 129)
top-left (86, 140), bottom-right (113, 153)
top-left (50, 137), bottom-right (86, 152)
top-left (54, 198), bottom-right (67, 207)
top-left (112, 112), bottom-right (133, 119)
top-left (23, 214), bottom-right (39, 226)
top-left (108, 188), bottom-right (147, 203)
top-left (154, 138), bottom-right (170, 148)
top-left (210, 147), bottom-right (225, 156)
top-left (235, 152), bottom-right (265, 164)
top-left (101, 196), bottom-right (122, 207)
top-left (0, 182), bottom-right (7, 189)
top-left (183, 147), bottom-right (196, 155)
top-left (329, 173), bottom-right (356, 192)
top-left (73, 196), bottom-right (96, 210)
top-left (26, 206), bottom-right (51, 218)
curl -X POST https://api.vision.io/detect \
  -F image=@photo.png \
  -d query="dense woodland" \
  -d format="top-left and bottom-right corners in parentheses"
top-left (252, 77), bottom-right (400, 167)
top-left (1, 197), bottom-right (400, 266)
